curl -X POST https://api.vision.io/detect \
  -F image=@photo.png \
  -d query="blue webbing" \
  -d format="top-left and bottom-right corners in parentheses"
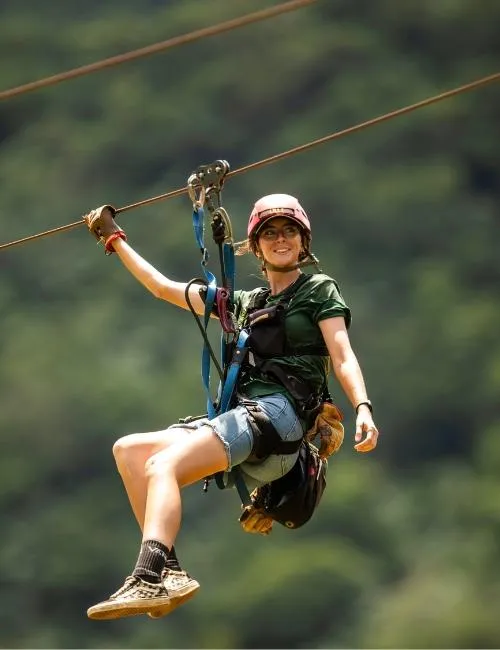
top-left (191, 205), bottom-right (243, 418)
top-left (218, 329), bottom-right (249, 413)
top-left (191, 203), bottom-right (252, 505)
top-left (192, 205), bottom-right (219, 419)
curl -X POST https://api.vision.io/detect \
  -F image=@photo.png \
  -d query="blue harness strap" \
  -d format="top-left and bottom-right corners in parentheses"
top-left (191, 202), bottom-right (246, 420)
top-left (192, 204), bottom-right (219, 419)
top-left (221, 241), bottom-right (235, 298)
top-left (218, 329), bottom-right (249, 413)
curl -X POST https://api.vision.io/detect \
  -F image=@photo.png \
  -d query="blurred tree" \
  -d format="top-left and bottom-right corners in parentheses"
top-left (0, 0), bottom-right (498, 647)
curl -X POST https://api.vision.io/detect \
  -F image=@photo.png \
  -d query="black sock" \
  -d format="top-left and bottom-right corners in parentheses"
top-left (165, 546), bottom-right (182, 572)
top-left (132, 539), bottom-right (170, 584)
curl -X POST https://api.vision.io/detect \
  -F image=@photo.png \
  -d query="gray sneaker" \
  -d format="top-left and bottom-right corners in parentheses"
top-left (147, 569), bottom-right (200, 619)
top-left (87, 575), bottom-right (172, 620)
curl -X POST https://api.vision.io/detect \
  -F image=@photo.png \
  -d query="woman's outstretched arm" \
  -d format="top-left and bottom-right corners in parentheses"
top-left (111, 238), bottom-right (207, 315)
top-left (84, 205), bottom-right (208, 316)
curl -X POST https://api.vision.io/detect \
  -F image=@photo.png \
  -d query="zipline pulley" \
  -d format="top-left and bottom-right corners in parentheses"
top-left (187, 159), bottom-right (230, 211)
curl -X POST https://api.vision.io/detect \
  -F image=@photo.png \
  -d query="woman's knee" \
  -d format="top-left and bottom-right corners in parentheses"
top-left (112, 432), bottom-right (162, 472)
top-left (113, 428), bottom-right (190, 472)
top-left (112, 433), bottom-right (139, 465)
top-left (112, 437), bottom-right (137, 477)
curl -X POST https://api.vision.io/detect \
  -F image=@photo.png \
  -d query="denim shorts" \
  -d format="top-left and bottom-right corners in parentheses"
top-left (170, 393), bottom-right (303, 492)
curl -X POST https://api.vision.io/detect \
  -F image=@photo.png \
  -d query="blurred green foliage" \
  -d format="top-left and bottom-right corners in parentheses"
top-left (0, 0), bottom-right (499, 647)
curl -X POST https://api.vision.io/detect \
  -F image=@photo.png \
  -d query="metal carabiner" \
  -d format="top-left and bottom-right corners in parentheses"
top-left (187, 173), bottom-right (206, 209)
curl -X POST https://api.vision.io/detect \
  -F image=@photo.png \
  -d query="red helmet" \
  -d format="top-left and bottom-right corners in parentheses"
top-left (247, 194), bottom-right (311, 239)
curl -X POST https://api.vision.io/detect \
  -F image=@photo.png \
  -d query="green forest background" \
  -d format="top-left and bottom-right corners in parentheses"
top-left (1, 1), bottom-right (499, 648)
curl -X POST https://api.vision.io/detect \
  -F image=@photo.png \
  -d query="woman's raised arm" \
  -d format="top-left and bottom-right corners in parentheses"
top-left (111, 238), bottom-right (207, 314)
top-left (84, 205), bottom-right (207, 316)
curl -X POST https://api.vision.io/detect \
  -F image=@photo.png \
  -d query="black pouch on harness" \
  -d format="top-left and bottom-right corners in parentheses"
top-left (246, 303), bottom-right (287, 357)
top-left (241, 440), bottom-right (327, 530)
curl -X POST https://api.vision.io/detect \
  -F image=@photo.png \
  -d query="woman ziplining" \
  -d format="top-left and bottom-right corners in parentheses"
top-left (81, 165), bottom-right (379, 621)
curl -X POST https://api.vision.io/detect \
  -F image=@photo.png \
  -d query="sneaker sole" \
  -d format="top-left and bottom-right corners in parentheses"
top-left (147, 580), bottom-right (200, 619)
top-left (87, 594), bottom-right (173, 621)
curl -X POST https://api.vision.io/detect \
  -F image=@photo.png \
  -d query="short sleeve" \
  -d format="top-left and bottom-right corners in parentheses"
top-left (308, 275), bottom-right (352, 329)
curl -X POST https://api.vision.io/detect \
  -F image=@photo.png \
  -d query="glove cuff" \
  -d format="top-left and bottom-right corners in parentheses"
top-left (104, 230), bottom-right (127, 254)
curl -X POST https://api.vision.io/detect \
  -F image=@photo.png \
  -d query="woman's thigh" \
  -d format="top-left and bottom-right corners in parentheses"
top-left (169, 408), bottom-right (254, 470)
top-left (113, 427), bottom-right (190, 470)
top-left (146, 425), bottom-right (229, 488)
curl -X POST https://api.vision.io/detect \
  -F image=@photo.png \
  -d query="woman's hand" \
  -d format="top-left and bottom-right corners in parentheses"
top-left (354, 404), bottom-right (379, 452)
top-left (83, 205), bottom-right (126, 254)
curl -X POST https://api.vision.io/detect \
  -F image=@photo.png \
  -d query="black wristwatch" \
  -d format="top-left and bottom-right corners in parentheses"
top-left (355, 400), bottom-right (373, 414)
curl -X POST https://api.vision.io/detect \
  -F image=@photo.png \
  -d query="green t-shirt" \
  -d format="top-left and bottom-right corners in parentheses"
top-left (234, 273), bottom-right (351, 405)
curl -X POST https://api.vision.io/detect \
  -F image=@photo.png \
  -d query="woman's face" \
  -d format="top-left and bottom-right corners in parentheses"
top-left (256, 217), bottom-right (303, 268)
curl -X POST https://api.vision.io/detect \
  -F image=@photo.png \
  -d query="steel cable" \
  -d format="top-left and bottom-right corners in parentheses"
top-left (0, 0), bottom-right (317, 101)
top-left (0, 70), bottom-right (498, 252)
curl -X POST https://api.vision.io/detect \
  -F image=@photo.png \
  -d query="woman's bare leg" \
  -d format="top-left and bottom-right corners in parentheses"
top-left (143, 425), bottom-right (228, 548)
top-left (113, 428), bottom-right (188, 530)
top-left (87, 426), bottom-right (229, 620)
